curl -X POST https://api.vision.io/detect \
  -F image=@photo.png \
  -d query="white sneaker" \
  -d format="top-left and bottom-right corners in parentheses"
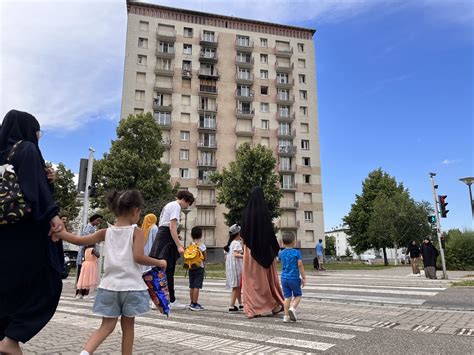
top-left (170, 301), bottom-right (187, 310)
top-left (283, 315), bottom-right (291, 323)
top-left (288, 307), bottom-right (297, 322)
top-left (75, 294), bottom-right (83, 300)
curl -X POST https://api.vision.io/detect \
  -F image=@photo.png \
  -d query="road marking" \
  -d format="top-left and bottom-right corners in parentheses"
top-left (336, 317), bottom-right (360, 324)
top-left (373, 321), bottom-right (399, 329)
top-left (304, 293), bottom-right (426, 305)
top-left (412, 325), bottom-right (438, 333)
top-left (266, 337), bottom-right (334, 351)
top-left (320, 323), bottom-right (373, 332)
top-left (457, 328), bottom-right (473, 336)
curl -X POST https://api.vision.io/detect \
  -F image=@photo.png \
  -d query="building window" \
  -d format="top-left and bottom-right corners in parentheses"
top-left (300, 106), bottom-right (308, 116)
top-left (180, 131), bottom-right (190, 141)
top-left (260, 38), bottom-right (268, 47)
top-left (184, 27), bottom-right (193, 37)
top-left (180, 149), bottom-right (189, 160)
top-left (304, 174), bottom-right (311, 184)
top-left (138, 37), bottom-right (148, 48)
top-left (139, 21), bottom-right (149, 32)
top-left (261, 119), bottom-right (269, 130)
top-left (302, 157), bottom-right (311, 167)
top-left (304, 211), bottom-right (313, 222)
top-left (179, 168), bottom-right (190, 179)
top-left (299, 90), bottom-right (307, 100)
top-left (137, 55), bottom-right (147, 65)
top-left (182, 60), bottom-right (192, 71)
top-left (237, 35), bottom-right (250, 47)
top-left (260, 86), bottom-right (268, 95)
top-left (136, 72), bottom-right (146, 83)
top-left (182, 95), bottom-right (191, 106)
top-left (260, 70), bottom-right (268, 79)
top-left (301, 123), bottom-right (309, 133)
top-left (260, 102), bottom-right (269, 112)
top-left (298, 59), bottom-right (306, 68)
top-left (277, 73), bottom-right (289, 84)
top-left (298, 74), bottom-right (306, 84)
top-left (181, 112), bottom-right (191, 123)
top-left (183, 44), bottom-right (192, 55)
top-left (135, 90), bottom-right (145, 101)
top-left (301, 140), bottom-right (310, 150)
top-left (298, 43), bottom-right (305, 52)
top-left (260, 54), bottom-right (268, 64)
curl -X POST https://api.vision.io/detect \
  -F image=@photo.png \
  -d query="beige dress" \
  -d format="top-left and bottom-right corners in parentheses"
top-left (242, 247), bottom-right (284, 318)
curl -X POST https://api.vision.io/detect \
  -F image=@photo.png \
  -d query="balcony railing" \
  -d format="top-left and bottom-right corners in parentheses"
top-left (280, 200), bottom-right (300, 209)
top-left (278, 164), bottom-right (296, 173)
top-left (235, 89), bottom-right (254, 100)
top-left (152, 100), bottom-right (172, 111)
top-left (198, 68), bottom-right (219, 79)
top-left (275, 78), bottom-right (295, 88)
top-left (156, 30), bottom-right (176, 41)
top-left (198, 104), bottom-right (218, 113)
top-left (277, 128), bottom-right (296, 138)
top-left (182, 69), bottom-right (192, 79)
top-left (197, 141), bottom-right (217, 149)
top-left (235, 73), bottom-right (254, 84)
top-left (235, 125), bottom-right (256, 136)
top-left (274, 46), bottom-right (294, 57)
top-left (154, 65), bottom-right (174, 77)
top-left (276, 112), bottom-right (296, 122)
top-left (277, 145), bottom-right (297, 156)
top-left (198, 121), bottom-right (217, 130)
top-left (278, 219), bottom-right (300, 229)
top-left (275, 61), bottom-right (294, 72)
top-left (196, 178), bottom-right (215, 187)
top-left (280, 182), bottom-right (298, 191)
top-left (199, 51), bottom-right (218, 62)
top-left (196, 198), bottom-right (217, 207)
top-left (155, 118), bottom-right (172, 130)
top-left (276, 93), bottom-right (295, 104)
top-left (200, 32), bottom-right (218, 47)
top-left (199, 85), bottom-right (218, 95)
top-left (194, 218), bottom-right (217, 227)
top-left (160, 138), bottom-right (172, 146)
top-left (153, 84), bottom-right (173, 94)
top-left (155, 48), bottom-right (175, 58)
top-left (197, 159), bottom-right (217, 168)
top-left (235, 56), bottom-right (254, 67)
top-left (235, 108), bottom-right (255, 119)
top-left (235, 38), bottom-right (254, 52)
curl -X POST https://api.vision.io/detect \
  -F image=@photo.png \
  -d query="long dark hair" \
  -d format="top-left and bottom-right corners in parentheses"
top-left (224, 233), bottom-right (238, 253)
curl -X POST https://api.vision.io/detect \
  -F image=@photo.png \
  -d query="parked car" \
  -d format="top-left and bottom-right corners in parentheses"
top-left (62, 250), bottom-right (78, 279)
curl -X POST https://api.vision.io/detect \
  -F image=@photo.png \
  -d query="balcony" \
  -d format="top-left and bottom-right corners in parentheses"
top-left (277, 145), bottom-right (297, 156)
top-left (275, 78), bottom-right (295, 89)
top-left (152, 100), bottom-right (172, 112)
top-left (235, 108), bottom-right (255, 119)
top-left (235, 89), bottom-right (254, 101)
top-left (200, 33), bottom-right (218, 47)
top-left (198, 120), bottom-right (217, 131)
top-left (274, 46), bottom-right (293, 58)
top-left (275, 61), bottom-right (294, 73)
top-left (280, 182), bottom-right (298, 192)
top-left (182, 69), bottom-right (192, 79)
top-left (199, 51), bottom-right (218, 63)
top-left (196, 178), bottom-right (215, 187)
top-left (194, 217), bottom-right (217, 227)
top-left (277, 219), bottom-right (300, 229)
top-left (154, 66), bottom-right (174, 77)
top-left (197, 159), bottom-right (217, 168)
top-left (235, 125), bottom-right (256, 137)
top-left (276, 112), bottom-right (296, 122)
top-left (276, 94), bottom-right (295, 105)
top-left (196, 198), bottom-right (217, 207)
top-left (198, 104), bottom-right (218, 113)
top-left (280, 200), bottom-right (300, 210)
top-left (235, 39), bottom-right (254, 52)
top-left (153, 84), bottom-right (173, 94)
top-left (277, 128), bottom-right (296, 139)
top-left (199, 85), bottom-right (218, 96)
top-left (155, 48), bottom-right (175, 59)
top-left (155, 118), bottom-right (172, 130)
top-left (156, 30), bottom-right (176, 42)
top-left (278, 163), bottom-right (297, 174)
top-left (198, 69), bottom-right (219, 80)
top-left (160, 138), bottom-right (172, 147)
top-left (235, 56), bottom-right (254, 68)
top-left (235, 73), bottom-right (254, 85)
top-left (197, 141), bottom-right (217, 150)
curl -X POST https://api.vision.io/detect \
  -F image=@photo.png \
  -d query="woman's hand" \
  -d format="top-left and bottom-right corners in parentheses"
top-left (45, 167), bottom-right (56, 182)
top-left (49, 215), bottom-right (64, 241)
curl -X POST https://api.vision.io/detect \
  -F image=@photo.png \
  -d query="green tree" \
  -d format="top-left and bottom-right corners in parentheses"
top-left (325, 236), bottom-right (336, 256)
top-left (210, 143), bottom-right (282, 226)
top-left (345, 247), bottom-right (352, 257)
top-left (50, 162), bottom-right (80, 220)
top-left (91, 113), bottom-right (176, 217)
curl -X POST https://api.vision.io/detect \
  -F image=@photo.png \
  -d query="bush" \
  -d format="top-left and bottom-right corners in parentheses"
top-left (443, 230), bottom-right (474, 271)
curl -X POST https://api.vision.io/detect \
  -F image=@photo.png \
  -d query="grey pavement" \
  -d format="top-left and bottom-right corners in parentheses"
top-left (22, 267), bottom-right (474, 354)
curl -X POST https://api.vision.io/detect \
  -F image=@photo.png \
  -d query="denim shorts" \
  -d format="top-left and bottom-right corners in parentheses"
top-left (93, 288), bottom-right (150, 318)
top-left (189, 267), bottom-right (205, 289)
top-left (281, 278), bottom-right (302, 298)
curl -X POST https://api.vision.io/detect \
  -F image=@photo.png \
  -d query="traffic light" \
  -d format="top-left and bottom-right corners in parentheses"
top-left (428, 215), bottom-right (436, 224)
top-left (438, 195), bottom-right (449, 218)
top-left (440, 235), bottom-right (446, 249)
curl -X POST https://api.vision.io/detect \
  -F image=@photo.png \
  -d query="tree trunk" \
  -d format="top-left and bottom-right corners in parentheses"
top-left (393, 241), bottom-right (398, 266)
top-left (383, 247), bottom-right (388, 266)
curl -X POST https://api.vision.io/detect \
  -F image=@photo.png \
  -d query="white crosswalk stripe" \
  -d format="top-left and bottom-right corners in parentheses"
top-left (412, 325), bottom-right (438, 333)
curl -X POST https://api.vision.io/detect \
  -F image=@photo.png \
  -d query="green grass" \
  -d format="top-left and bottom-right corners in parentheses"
top-left (451, 280), bottom-right (474, 287)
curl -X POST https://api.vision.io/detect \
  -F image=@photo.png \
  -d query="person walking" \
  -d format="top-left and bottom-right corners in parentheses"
top-left (149, 190), bottom-right (195, 310)
top-left (76, 246), bottom-right (99, 298)
top-left (52, 189), bottom-right (167, 355)
top-left (141, 213), bottom-right (158, 259)
top-left (0, 110), bottom-right (65, 354)
top-left (224, 224), bottom-right (244, 312)
top-left (241, 186), bottom-right (284, 318)
top-left (315, 239), bottom-right (325, 271)
top-left (407, 240), bottom-right (421, 275)
top-left (420, 237), bottom-right (439, 279)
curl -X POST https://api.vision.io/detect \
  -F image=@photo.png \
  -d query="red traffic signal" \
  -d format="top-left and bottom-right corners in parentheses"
top-left (438, 195), bottom-right (449, 218)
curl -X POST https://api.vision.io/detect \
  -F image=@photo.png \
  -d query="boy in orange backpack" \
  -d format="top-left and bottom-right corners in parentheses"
top-left (186, 227), bottom-right (206, 311)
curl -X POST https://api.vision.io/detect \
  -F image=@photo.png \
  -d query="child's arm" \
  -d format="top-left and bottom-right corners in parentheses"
top-left (233, 250), bottom-right (243, 259)
top-left (169, 219), bottom-right (184, 254)
top-left (54, 229), bottom-right (106, 246)
top-left (133, 228), bottom-right (167, 268)
top-left (298, 259), bottom-right (306, 287)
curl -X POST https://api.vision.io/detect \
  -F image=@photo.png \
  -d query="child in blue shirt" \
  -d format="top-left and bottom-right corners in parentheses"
top-left (278, 232), bottom-right (306, 322)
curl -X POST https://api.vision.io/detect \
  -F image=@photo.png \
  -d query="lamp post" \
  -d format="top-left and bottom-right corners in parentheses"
top-left (459, 177), bottom-right (474, 221)
top-left (182, 208), bottom-right (191, 248)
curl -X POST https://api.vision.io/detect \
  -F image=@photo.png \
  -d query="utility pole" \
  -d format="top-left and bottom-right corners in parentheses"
top-left (429, 172), bottom-right (448, 279)
top-left (81, 147), bottom-right (95, 232)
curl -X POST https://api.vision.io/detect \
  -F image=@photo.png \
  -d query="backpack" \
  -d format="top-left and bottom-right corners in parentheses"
top-left (0, 141), bottom-right (31, 224)
top-left (183, 243), bottom-right (204, 269)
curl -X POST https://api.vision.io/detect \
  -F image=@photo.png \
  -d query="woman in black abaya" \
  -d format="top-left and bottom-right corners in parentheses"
top-left (240, 186), bottom-right (284, 318)
top-left (0, 110), bottom-right (64, 354)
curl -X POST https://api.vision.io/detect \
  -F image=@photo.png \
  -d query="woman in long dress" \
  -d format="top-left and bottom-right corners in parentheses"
top-left (241, 186), bottom-right (284, 318)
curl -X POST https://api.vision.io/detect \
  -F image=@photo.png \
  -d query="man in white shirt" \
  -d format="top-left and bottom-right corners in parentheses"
top-left (149, 191), bottom-right (194, 309)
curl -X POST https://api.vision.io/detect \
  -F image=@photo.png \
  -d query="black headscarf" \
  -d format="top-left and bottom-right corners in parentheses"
top-left (240, 186), bottom-right (280, 268)
top-left (0, 109), bottom-right (45, 166)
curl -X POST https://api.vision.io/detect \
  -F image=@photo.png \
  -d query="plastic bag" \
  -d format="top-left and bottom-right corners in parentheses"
top-left (142, 267), bottom-right (170, 316)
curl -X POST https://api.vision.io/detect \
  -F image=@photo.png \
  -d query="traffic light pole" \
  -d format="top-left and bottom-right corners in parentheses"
top-left (429, 173), bottom-right (448, 279)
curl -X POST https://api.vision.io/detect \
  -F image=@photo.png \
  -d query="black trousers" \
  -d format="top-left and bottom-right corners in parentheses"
top-left (0, 266), bottom-right (62, 343)
top-left (149, 227), bottom-right (179, 303)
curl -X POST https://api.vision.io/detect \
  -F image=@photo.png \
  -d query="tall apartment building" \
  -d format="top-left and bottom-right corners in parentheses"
top-left (122, 0), bottom-right (324, 249)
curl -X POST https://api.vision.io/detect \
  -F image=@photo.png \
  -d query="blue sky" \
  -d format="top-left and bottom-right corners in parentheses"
top-left (1, 0), bottom-right (472, 231)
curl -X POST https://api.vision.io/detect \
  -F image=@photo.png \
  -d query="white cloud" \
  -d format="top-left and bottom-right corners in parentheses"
top-left (441, 159), bottom-right (461, 165)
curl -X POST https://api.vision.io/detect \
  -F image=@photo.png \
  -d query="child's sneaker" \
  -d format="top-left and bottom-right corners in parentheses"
top-left (195, 303), bottom-right (205, 310)
top-left (228, 306), bottom-right (239, 313)
top-left (170, 300), bottom-right (187, 310)
top-left (239, 304), bottom-right (244, 311)
top-left (283, 315), bottom-right (291, 323)
top-left (288, 307), bottom-right (297, 322)
top-left (188, 303), bottom-right (201, 311)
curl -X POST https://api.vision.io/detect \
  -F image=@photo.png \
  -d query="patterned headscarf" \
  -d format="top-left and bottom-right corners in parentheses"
top-left (142, 213), bottom-right (157, 244)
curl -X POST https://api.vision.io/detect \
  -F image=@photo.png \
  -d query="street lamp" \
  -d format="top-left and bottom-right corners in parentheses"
top-left (182, 208), bottom-right (191, 247)
top-left (459, 177), bottom-right (474, 221)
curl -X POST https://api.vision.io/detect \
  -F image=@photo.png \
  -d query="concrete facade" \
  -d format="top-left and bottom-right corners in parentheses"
top-left (121, 1), bottom-right (323, 248)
